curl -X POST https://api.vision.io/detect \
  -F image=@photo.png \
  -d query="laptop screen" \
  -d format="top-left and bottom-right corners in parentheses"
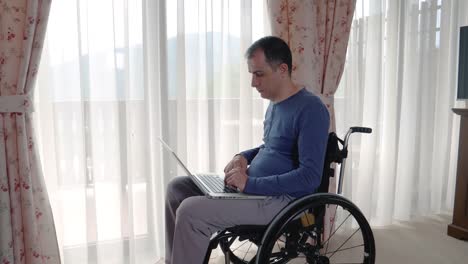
top-left (157, 137), bottom-right (193, 177)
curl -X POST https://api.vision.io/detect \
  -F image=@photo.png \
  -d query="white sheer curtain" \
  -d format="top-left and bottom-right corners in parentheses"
top-left (34, 0), bottom-right (269, 263)
top-left (335, 0), bottom-right (467, 226)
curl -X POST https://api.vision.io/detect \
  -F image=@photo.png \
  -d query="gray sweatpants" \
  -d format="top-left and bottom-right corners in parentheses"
top-left (165, 176), bottom-right (293, 264)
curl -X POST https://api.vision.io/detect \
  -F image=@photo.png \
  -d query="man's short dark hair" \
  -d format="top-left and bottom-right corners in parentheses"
top-left (245, 36), bottom-right (292, 76)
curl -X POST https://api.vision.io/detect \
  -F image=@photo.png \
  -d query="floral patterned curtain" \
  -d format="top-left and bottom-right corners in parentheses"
top-left (266, 0), bottom-right (356, 132)
top-left (0, 0), bottom-right (59, 263)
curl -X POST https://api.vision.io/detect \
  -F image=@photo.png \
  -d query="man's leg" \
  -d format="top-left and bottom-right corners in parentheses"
top-left (165, 176), bottom-right (203, 263)
top-left (171, 195), bottom-right (293, 264)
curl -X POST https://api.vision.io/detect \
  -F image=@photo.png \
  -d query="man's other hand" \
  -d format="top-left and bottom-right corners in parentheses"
top-left (223, 154), bottom-right (248, 173)
top-left (224, 167), bottom-right (248, 192)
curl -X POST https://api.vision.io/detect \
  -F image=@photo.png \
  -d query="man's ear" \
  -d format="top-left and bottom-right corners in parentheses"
top-left (279, 63), bottom-right (289, 76)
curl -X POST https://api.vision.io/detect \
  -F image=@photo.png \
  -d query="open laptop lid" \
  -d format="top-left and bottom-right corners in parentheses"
top-left (157, 137), bottom-right (193, 176)
top-left (157, 137), bottom-right (211, 194)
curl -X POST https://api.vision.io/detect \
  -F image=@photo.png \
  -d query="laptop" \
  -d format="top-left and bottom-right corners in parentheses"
top-left (158, 138), bottom-right (267, 200)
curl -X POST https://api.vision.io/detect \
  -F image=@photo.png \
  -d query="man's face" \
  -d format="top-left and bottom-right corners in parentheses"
top-left (247, 49), bottom-right (284, 101)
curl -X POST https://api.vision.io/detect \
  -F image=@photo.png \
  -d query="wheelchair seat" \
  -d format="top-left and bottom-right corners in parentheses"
top-left (203, 127), bottom-right (375, 264)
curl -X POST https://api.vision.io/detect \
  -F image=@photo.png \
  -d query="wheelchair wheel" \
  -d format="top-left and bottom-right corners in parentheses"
top-left (256, 193), bottom-right (375, 264)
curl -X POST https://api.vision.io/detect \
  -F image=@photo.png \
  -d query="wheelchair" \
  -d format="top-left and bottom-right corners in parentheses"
top-left (203, 127), bottom-right (375, 264)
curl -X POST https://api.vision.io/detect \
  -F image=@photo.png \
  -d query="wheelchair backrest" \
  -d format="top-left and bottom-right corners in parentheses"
top-left (316, 132), bottom-right (344, 193)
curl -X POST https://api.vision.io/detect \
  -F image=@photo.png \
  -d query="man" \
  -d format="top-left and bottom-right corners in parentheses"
top-left (165, 36), bottom-right (330, 263)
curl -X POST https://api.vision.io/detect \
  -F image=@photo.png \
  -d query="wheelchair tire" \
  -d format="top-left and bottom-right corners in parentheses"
top-left (255, 193), bottom-right (375, 264)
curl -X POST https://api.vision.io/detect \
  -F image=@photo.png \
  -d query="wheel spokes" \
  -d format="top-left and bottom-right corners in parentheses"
top-left (241, 241), bottom-right (254, 261)
top-left (327, 228), bottom-right (361, 260)
top-left (324, 211), bottom-right (352, 254)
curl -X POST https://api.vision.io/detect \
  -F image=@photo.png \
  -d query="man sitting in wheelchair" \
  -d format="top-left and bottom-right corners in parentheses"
top-left (165, 36), bottom-right (330, 264)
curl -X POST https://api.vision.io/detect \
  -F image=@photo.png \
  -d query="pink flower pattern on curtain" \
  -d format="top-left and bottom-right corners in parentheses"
top-left (0, 0), bottom-right (60, 263)
top-left (266, 0), bottom-right (356, 239)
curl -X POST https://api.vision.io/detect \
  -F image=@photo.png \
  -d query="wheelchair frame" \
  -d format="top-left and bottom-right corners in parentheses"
top-left (203, 127), bottom-right (375, 264)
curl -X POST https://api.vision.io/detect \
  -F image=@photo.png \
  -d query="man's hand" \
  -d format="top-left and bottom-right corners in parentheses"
top-left (224, 167), bottom-right (248, 192)
top-left (223, 154), bottom-right (248, 173)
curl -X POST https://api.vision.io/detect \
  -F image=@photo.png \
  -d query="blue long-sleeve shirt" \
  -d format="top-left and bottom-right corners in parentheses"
top-left (240, 88), bottom-right (330, 198)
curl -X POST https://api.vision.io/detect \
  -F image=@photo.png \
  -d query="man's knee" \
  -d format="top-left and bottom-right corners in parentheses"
top-left (166, 176), bottom-right (189, 201)
top-left (167, 176), bottom-right (187, 192)
top-left (176, 197), bottom-right (203, 220)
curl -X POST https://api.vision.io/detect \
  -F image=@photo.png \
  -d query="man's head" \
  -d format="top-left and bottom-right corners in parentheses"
top-left (246, 36), bottom-right (293, 101)
top-left (246, 36), bottom-right (293, 76)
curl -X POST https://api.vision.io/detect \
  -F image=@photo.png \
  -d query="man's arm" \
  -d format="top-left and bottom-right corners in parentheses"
top-left (244, 106), bottom-right (330, 196)
top-left (223, 145), bottom-right (263, 173)
top-left (239, 145), bottom-right (263, 164)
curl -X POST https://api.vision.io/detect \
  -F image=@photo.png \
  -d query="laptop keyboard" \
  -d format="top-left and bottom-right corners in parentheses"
top-left (198, 174), bottom-right (238, 193)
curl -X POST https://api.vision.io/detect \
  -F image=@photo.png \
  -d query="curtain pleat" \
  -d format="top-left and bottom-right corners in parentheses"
top-left (336, 0), bottom-right (463, 225)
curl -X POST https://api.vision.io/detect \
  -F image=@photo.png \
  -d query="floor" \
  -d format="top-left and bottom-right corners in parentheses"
top-left (208, 214), bottom-right (468, 264)
top-left (370, 214), bottom-right (468, 264)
